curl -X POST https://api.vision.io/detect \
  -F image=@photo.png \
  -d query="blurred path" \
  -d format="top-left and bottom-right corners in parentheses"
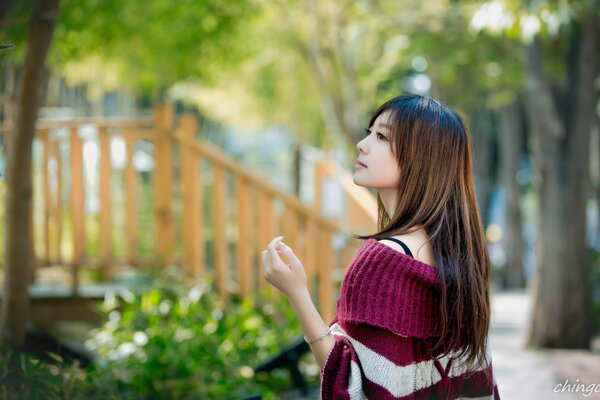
top-left (490, 290), bottom-right (600, 400)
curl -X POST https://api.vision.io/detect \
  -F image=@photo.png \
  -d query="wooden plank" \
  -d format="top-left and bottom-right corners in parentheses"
top-left (153, 103), bottom-right (174, 266)
top-left (270, 199), bottom-right (283, 301)
top-left (282, 202), bottom-right (299, 252)
top-left (179, 115), bottom-right (203, 279)
top-left (314, 159), bottom-right (327, 213)
top-left (42, 129), bottom-right (51, 265)
top-left (124, 127), bottom-right (138, 265)
top-left (257, 190), bottom-right (275, 297)
top-left (53, 139), bottom-right (63, 265)
top-left (318, 229), bottom-right (334, 322)
top-left (293, 218), bottom-right (307, 290)
top-left (234, 176), bottom-right (252, 297)
top-left (0, 117), bottom-right (154, 134)
top-left (70, 127), bottom-right (84, 296)
top-left (212, 164), bottom-right (228, 302)
top-left (99, 127), bottom-right (113, 280)
top-left (304, 217), bottom-right (317, 295)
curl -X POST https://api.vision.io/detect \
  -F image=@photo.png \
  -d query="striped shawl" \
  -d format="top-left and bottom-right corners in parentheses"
top-left (320, 239), bottom-right (501, 399)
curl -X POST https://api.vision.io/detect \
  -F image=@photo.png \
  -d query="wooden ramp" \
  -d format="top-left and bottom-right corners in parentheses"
top-left (0, 281), bottom-right (134, 328)
top-left (0, 105), bottom-right (379, 329)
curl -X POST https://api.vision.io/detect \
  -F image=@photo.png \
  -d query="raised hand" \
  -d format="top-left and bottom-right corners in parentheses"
top-left (261, 236), bottom-right (308, 298)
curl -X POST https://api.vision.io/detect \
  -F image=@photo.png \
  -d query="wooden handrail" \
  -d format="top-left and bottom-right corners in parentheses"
top-left (0, 116), bottom-right (153, 134)
top-left (172, 130), bottom-right (342, 233)
top-left (0, 109), bottom-right (354, 322)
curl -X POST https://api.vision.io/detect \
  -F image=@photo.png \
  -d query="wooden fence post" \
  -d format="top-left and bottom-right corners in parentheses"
top-left (180, 114), bottom-right (204, 279)
top-left (213, 164), bottom-right (228, 302)
top-left (318, 229), bottom-right (334, 322)
top-left (124, 127), bottom-right (138, 266)
top-left (257, 190), bottom-right (276, 297)
top-left (42, 128), bottom-right (50, 265)
top-left (153, 103), bottom-right (174, 266)
top-left (304, 217), bottom-right (317, 295)
top-left (99, 126), bottom-right (113, 280)
top-left (235, 177), bottom-right (252, 297)
top-left (314, 158), bottom-right (326, 214)
top-left (54, 139), bottom-right (63, 265)
top-left (70, 126), bottom-right (84, 296)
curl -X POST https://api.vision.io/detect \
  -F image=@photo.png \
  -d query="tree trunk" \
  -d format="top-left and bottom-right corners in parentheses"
top-left (525, 13), bottom-right (598, 349)
top-left (498, 103), bottom-right (526, 289)
top-left (471, 104), bottom-right (495, 227)
top-left (595, 117), bottom-right (600, 246)
top-left (2, 64), bottom-right (16, 124)
top-left (293, 142), bottom-right (302, 198)
top-left (0, 1), bottom-right (12, 22)
top-left (0, 0), bottom-right (61, 348)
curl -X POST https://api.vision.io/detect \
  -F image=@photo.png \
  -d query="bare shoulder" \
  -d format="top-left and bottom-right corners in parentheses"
top-left (377, 230), bottom-right (436, 268)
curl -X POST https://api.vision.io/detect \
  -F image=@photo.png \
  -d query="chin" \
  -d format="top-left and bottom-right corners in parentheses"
top-left (352, 176), bottom-right (365, 187)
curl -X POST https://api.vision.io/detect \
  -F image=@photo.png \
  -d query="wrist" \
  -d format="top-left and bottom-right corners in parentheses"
top-left (287, 287), bottom-right (311, 305)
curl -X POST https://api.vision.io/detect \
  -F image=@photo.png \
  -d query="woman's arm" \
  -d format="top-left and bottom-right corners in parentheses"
top-left (261, 236), bottom-right (336, 369)
top-left (287, 287), bottom-right (336, 369)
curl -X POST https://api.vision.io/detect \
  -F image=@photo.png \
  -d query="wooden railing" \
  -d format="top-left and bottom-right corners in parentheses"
top-left (0, 104), bottom-right (369, 321)
top-left (313, 151), bottom-right (378, 237)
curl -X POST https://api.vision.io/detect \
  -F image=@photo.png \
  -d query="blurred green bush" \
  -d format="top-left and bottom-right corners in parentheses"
top-left (1, 272), bottom-right (320, 399)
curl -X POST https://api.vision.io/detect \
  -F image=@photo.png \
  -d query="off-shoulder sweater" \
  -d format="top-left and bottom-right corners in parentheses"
top-left (320, 238), bottom-right (501, 399)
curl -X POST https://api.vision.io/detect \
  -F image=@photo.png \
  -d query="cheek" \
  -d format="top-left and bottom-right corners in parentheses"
top-left (384, 155), bottom-right (401, 180)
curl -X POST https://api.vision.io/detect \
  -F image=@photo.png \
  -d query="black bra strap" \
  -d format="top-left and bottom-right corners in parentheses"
top-left (379, 237), bottom-right (414, 258)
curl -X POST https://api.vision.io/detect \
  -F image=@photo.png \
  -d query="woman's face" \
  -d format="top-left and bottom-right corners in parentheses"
top-left (353, 110), bottom-right (400, 189)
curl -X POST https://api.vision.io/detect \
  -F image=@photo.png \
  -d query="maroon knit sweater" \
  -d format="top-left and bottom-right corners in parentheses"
top-left (320, 238), bottom-right (501, 399)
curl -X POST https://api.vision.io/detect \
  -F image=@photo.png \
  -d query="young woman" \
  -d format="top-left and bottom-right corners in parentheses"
top-left (261, 94), bottom-right (501, 399)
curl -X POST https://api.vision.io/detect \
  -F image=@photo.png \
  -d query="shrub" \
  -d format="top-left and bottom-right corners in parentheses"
top-left (0, 272), bottom-right (320, 399)
top-left (75, 272), bottom-right (319, 399)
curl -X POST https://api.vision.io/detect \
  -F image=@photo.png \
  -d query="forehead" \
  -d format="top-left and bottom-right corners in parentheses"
top-left (372, 110), bottom-right (393, 129)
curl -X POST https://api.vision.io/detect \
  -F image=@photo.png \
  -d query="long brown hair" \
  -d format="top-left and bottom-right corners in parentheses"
top-left (354, 94), bottom-right (492, 382)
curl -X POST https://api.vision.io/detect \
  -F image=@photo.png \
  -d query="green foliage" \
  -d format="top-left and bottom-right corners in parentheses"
top-left (51, 0), bottom-right (263, 95)
top-left (0, 0), bottom-right (31, 62)
top-left (82, 273), bottom-right (316, 398)
top-left (0, 274), bottom-right (318, 399)
top-left (0, 347), bottom-right (82, 400)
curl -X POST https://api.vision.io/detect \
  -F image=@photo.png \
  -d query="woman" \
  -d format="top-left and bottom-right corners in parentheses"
top-left (261, 94), bottom-right (501, 399)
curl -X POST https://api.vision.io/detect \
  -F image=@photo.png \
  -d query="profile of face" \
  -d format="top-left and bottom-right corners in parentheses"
top-left (353, 110), bottom-right (400, 190)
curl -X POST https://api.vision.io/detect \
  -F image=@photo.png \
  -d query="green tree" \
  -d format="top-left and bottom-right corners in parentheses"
top-left (523, 5), bottom-right (598, 349)
top-left (1, 0), bottom-right (61, 348)
top-left (469, 0), bottom-right (599, 348)
top-left (52, 0), bottom-right (261, 99)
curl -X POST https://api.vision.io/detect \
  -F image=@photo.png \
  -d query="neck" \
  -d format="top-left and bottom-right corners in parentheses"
top-left (378, 188), bottom-right (397, 217)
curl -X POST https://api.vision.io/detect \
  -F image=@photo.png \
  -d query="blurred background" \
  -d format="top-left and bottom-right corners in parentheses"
top-left (0, 0), bottom-right (599, 398)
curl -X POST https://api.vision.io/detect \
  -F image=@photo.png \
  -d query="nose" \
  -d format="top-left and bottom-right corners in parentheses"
top-left (356, 137), bottom-right (366, 153)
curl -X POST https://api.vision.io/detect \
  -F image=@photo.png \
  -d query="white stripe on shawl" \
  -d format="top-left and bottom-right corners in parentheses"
top-left (447, 339), bottom-right (494, 378)
top-left (331, 323), bottom-right (444, 398)
top-left (331, 323), bottom-right (495, 399)
top-left (348, 361), bottom-right (369, 400)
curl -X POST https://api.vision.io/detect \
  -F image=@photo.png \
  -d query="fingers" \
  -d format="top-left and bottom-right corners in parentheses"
top-left (262, 236), bottom-right (284, 271)
top-left (278, 242), bottom-right (300, 268)
top-left (268, 236), bottom-right (284, 248)
top-left (267, 237), bottom-right (287, 269)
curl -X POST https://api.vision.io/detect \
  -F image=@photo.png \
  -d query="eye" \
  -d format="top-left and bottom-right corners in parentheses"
top-left (364, 128), bottom-right (387, 141)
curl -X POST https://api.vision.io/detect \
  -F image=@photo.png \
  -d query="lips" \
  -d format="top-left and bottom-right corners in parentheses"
top-left (356, 161), bottom-right (367, 167)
